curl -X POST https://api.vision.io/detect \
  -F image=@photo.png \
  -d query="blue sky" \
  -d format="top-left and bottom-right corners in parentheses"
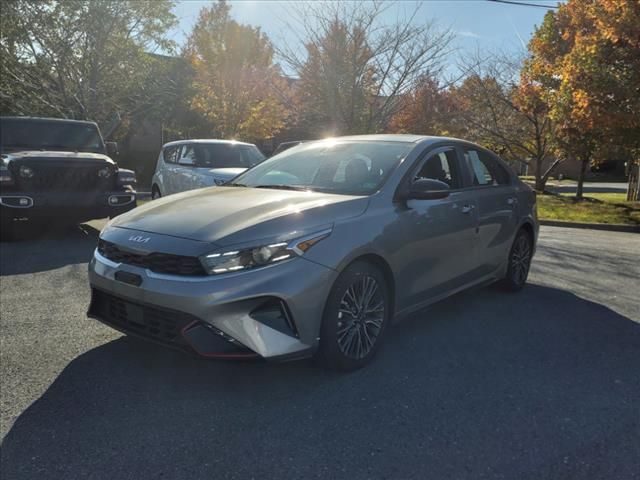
top-left (170, 0), bottom-right (559, 75)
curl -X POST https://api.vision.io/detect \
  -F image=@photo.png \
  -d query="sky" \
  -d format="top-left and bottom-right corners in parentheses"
top-left (169, 0), bottom-right (559, 76)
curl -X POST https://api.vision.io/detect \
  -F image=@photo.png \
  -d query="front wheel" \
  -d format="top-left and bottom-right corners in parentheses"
top-left (500, 229), bottom-right (533, 292)
top-left (151, 185), bottom-right (162, 200)
top-left (317, 262), bottom-right (390, 371)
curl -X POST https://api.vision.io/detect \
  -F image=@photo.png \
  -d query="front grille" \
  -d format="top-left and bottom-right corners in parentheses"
top-left (98, 239), bottom-right (207, 276)
top-left (88, 288), bottom-right (196, 352)
top-left (12, 161), bottom-right (113, 192)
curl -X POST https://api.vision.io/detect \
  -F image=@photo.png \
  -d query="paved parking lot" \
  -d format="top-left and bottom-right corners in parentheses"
top-left (1, 224), bottom-right (639, 479)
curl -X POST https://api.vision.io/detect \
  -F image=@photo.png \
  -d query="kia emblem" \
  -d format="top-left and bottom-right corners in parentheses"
top-left (128, 235), bottom-right (150, 244)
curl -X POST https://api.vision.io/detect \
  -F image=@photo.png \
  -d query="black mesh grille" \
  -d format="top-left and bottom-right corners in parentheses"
top-left (98, 239), bottom-right (207, 276)
top-left (88, 288), bottom-right (195, 352)
top-left (12, 161), bottom-right (114, 192)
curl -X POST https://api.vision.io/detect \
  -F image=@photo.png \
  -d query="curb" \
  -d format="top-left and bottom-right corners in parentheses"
top-left (540, 219), bottom-right (640, 233)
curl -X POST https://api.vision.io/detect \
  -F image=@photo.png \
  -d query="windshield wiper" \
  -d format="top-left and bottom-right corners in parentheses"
top-left (253, 184), bottom-right (309, 191)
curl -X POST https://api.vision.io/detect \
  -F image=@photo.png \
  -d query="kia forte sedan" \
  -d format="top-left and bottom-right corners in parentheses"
top-left (88, 135), bottom-right (538, 370)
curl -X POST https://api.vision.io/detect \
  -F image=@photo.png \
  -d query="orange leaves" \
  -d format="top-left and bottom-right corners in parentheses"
top-left (186, 2), bottom-right (289, 142)
top-left (523, 0), bottom-right (640, 152)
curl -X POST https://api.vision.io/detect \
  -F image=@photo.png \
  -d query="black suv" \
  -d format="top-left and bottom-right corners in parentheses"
top-left (1, 116), bottom-right (137, 237)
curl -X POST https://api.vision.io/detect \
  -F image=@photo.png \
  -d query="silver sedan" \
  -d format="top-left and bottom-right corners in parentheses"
top-left (88, 135), bottom-right (538, 370)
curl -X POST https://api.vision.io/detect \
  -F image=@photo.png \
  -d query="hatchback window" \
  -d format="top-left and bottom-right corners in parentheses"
top-left (240, 146), bottom-right (266, 166)
top-left (163, 146), bottom-right (179, 164)
top-left (179, 145), bottom-right (197, 165)
top-left (193, 144), bottom-right (256, 168)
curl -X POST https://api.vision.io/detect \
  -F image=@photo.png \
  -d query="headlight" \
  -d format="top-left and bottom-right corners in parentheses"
top-left (98, 167), bottom-right (112, 178)
top-left (116, 170), bottom-right (137, 186)
top-left (19, 165), bottom-right (34, 178)
top-left (199, 229), bottom-right (331, 275)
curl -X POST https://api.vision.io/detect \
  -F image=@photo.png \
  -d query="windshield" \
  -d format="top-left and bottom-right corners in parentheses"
top-left (194, 144), bottom-right (265, 168)
top-left (0, 119), bottom-right (105, 153)
top-left (231, 140), bottom-right (412, 195)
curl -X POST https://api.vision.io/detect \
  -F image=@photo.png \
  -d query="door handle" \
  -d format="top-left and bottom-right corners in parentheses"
top-left (461, 204), bottom-right (475, 214)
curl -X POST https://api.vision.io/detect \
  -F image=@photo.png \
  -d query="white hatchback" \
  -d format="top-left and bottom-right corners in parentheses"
top-left (151, 139), bottom-right (265, 199)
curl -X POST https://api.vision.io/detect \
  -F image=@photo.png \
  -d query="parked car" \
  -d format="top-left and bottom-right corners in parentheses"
top-left (88, 134), bottom-right (538, 370)
top-left (0, 116), bottom-right (137, 238)
top-left (151, 139), bottom-right (265, 198)
top-left (271, 140), bottom-right (307, 156)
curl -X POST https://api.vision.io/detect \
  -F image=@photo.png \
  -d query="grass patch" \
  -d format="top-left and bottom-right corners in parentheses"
top-left (538, 193), bottom-right (640, 225)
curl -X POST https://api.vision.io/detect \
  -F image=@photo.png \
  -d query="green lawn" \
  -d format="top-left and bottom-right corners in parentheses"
top-left (538, 193), bottom-right (640, 225)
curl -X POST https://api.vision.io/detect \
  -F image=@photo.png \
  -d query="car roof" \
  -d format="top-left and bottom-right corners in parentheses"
top-left (318, 134), bottom-right (471, 146)
top-left (163, 139), bottom-right (255, 147)
top-left (0, 116), bottom-right (98, 127)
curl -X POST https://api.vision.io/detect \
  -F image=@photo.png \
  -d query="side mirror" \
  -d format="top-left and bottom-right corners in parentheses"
top-left (407, 178), bottom-right (450, 200)
top-left (105, 141), bottom-right (119, 156)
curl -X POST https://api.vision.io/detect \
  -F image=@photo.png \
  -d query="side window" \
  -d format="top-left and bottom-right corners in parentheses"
top-left (463, 149), bottom-right (510, 186)
top-left (414, 149), bottom-right (459, 188)
top-left (163, 146), bottom-right (178, 164)
top-left (179, 145), bottom-right (196, 165)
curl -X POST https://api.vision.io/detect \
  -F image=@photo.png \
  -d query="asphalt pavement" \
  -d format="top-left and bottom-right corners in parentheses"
top-left (1, 224), bottom-right (639, 479)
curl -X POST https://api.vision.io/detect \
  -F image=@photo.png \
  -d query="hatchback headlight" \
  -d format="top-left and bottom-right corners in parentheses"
top-left (199, 229), bottom-right (331, 275)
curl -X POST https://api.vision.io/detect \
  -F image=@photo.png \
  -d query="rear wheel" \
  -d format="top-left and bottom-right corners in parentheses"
top-left (151, 185), bottom-right (162, 200)
top-left (317, 261), bottom-right (390, 370)
top-left (500, 229), bottom-right (533, 291)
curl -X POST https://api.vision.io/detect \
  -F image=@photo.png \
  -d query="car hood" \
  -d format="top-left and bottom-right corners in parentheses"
top-left (2, 150), bottom-right (114, 165)
top-left (109, 186), bottom-right (369, 245)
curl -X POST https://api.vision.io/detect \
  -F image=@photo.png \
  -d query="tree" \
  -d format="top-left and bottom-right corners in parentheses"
top-left (386, 76), bottom-right (455, 137)
top-left (522, 0), bottom-right (640, 199)
top-left (279, 1), bottom-right (454, 136)
top-left (0, 0), bottom-right (177, 133)
top-left (185, 1), bottom-right (289, 142)
top-left (446, 54), bottom-right (556, 191)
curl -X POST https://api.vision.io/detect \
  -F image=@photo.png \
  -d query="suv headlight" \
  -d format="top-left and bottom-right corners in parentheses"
top-left (116, 169), bottom-right (137, 186)
top-left (199, 228), bottom-right (331, 275)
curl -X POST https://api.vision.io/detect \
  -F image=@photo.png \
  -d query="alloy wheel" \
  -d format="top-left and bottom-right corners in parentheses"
top-left (511, 234), bottom-right (532, 285)
top-left (336, 275), bottom-right (385, 359)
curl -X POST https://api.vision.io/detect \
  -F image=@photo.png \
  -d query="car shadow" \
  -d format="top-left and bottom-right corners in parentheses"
top-left (0, 223), bottom-right (100, 276)
top-left (1, 284), bottom-right (639, 480)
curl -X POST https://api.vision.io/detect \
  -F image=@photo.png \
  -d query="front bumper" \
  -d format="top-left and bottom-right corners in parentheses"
top-left (87, 245), bottom-right (337, 360)
top-left (0, 190), bottom-right (136, 224)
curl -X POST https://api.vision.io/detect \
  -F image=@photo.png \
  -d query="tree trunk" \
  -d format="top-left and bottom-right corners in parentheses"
top-left (628, 162), bottom-right (640, 201)
top-left (576, 154), bottom-right (590, 200)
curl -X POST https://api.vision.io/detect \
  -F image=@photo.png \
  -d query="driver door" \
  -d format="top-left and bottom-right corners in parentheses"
top-left (394, 146), bottom-right (480, 308)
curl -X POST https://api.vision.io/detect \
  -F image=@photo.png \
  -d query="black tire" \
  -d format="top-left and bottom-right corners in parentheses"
top-left (151, 185), bottom-right (162, 200)
top-left (500, 229), bottom-right (533, 292)
top-left (317, 261), bottom-right (390, 371)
